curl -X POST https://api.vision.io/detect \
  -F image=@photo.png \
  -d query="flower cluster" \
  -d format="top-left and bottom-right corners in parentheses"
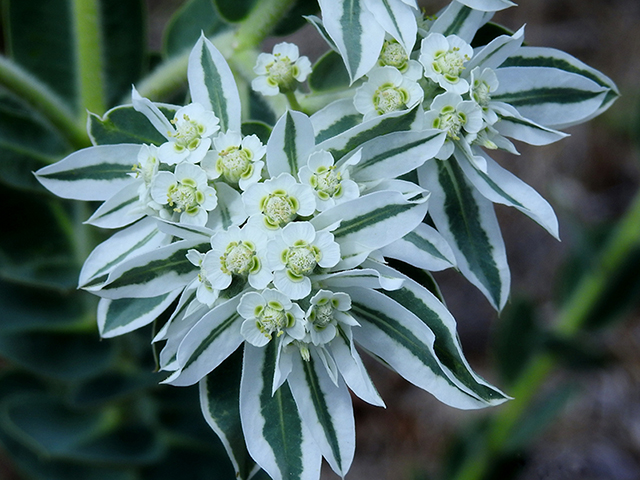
top-left (35, 1), bottom-right (617, 479)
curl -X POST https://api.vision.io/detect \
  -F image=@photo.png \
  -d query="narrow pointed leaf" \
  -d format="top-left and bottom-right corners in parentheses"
top-left (35, 144), bottom-right (140, 201)
top-left (241, 342), bottom-right (322, 480)
top-left (85, 181), bottom-right (145, 229)
top-left (493, 102), bottom-right (569, 145)
top-left (308, 51), bottom-right (351, 93)
top-left (455, 147), bottom-right (559, 239)
top-left (310, 98), bottom-right (362, 144)
top-left (288, 351), bottom-right (355, 477)
top-left (188, 35), bottom-right (241, 133)
top-left (362, 0), bottom-right (417, 56)
top-left (430, 2), bottom-right (493, 42)
top-left (200, 349), bottom-right (258, 480)
top-left (88, 105), bottom-right (177, 146)
top-left (457, 0), bottom-right (515, 12)
top-left (418, 159), bottom-right (509, 310)
top-left (466, 26), bottom-right (524, 71)
top-left (266, 110), bottom-right (315, 178)
top-left (97, 289), bottom-right (180, 338)
top-left (380, 222), bottom-right (457, 271)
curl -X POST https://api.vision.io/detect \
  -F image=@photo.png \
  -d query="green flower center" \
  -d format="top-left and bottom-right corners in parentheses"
top-left (310, 166), bottom-right (342, 200)
top-left (373, 83), bottom-right (409, 115)
top-left (220, 241), bottom-right (259, 276)
top-left (217, 146), bottom-right (253, 183)
top-left (309, 302), bottom-right (334, 330)
top-left (283, 242), bottom-right (320, 279)
top-left (260, 190), bottom-right (299, 228)
top-left (255, 301), bottom-right (295, 339)
top-left (266, 56), bottom-right (298, 91)
top-left (378, 40), bottom-right (408, 71)
top-left (432, 48), bottom-right (468, 83)
top-left (432, 106), bottom-right (466, 140)
top-left (170, 113), bottom-right (205, 151)
top-left (472, 79), bottom-right (491, 108)
top-left (167, 179), bottom-right (203, 213)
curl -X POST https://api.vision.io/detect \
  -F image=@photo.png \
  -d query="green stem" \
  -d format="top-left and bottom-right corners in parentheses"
top-left (233, 0), bottom-right (298, 52)
top-left (285, 90), bottom-right (303, 112)
top-left (0, 56), bottom-right (89, 149)
top-left (71, 0), bottom-right (106, 117)
top-left (452, 187), bottom-right (640, 480)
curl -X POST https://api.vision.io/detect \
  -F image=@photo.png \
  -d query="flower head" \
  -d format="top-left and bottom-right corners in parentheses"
top-left (202, 131), bottom-right (266, 189)
top-left (419, 33), bottom-right (473, 94)
top-left (252, 42), bottom-right (312, 96)
top-left (186, 249), bottom-right (219, 307)
top-left (305, 290), bottom-right (358, 346)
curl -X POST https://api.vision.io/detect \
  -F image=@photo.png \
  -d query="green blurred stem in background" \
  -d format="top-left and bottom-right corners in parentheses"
top-left (452, 186), bottom-right (640, 480)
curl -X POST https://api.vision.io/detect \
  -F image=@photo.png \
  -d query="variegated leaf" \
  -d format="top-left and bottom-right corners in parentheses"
top-left (35, 144), bottom-right (140, 201)
top-left (315, 267), bottom-right (404, 291)
top-left (455, 147), bottom-right (559, 239)
top-left (362, 0), bottom-right (417, 57)
top-left (241, 342), bottom-right (322, 480)
top-left (430, 2), bottom-right (493, 42)
top-left (310, 98), bottom-right (362, 144)
top-left (493, 66), bottom-right (609, 129)
top-left (188, 34), bottom-right (242, 133)
top-left (364, 261), bottom-right (510, 404)
top-left (288, 350), bottom-right (355, 477)
top-left (266, 110), bottom-right (315, 178)
top-left (345, 286), bottom-right (506, 408)
top-left (380, 222), bottom-right (457, 271)
top-left (492, 102), bottom-right (569, 146)
top-left (166, 295), bottom-right (243, 386)
top-left (97, 290), bottom-right (181, 338)
top-left (200, 350), bottom-right (259, 480)
top-left (418, 159), bottom-right (510, 311)
top-left (456, 0), bottom-right (515, 12)
top-left (466, 25), bottom-right (524, 72)
top-left (345, 129), bottom-right (446, 182)
top-left (85, 181), bottom-right (145, 229)
top-left (318, 0), bottom-right (385, 82)
top-left (79, 218), bottom-right (171, 289)
top-left (207, 182), bottom-right (247, 231)
top-left (95, 239), bottom-right (208, 299)
top-left (314, 106), bottom-right (422, 160)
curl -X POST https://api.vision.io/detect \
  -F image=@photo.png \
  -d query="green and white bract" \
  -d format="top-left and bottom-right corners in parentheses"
top-left (33, 1), bottom-right (618, 478)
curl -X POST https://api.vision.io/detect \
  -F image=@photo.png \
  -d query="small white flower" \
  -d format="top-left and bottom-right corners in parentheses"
top-left (186, 249), bottom-right (219, 307)
top-left (251, 42), bottom-right (312, 96)
top-left (354, 67), bottom-right (424, 121)
top-left (149, 162), bottom-right (217, 225)
top-left (201, 131), bottom-right (266, 189)
top-left (242, 173), bottom-right (316, 229)
top-left (158, 103), bottom-right (220, 165)
top-left (205, 223), bottom-right (272, 291)
top-left (424, 91), bottom-right (484, 159)
top-left (419, 33), bottom-right (473, 94)
top-left (298, 150), bottom-right (360, 211)
top-left (470, 67), bottom-right (500, 125)
top-left (267, 222), bottom-right (341, 300)
top-left (305, 290), bottom-right (358, 346)
top-left (131, 144), bottom-right (159, 203)
top-left (238, 289), bottom-right (306, 347)
top-left (377, 38), bottom-right (423, 81)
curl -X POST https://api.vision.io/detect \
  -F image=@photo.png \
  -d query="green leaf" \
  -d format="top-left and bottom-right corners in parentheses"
top-left (430, 1), bottom-right (492, 41)
top-left (273, 0), bottom-right (319, 36)
top-left (308, 50), bottom-right (351, 93)
top-left (310, 98), bottom-right (362, 144)
top-left (0, 331), bottom-right (115, 381)
top-left (471, 22), bottom-right (515, 48)
top-left (164, 0), bottom-right (229, 58)
top-left (200, 349), bottom-right (258, 480)
top-left (242, 121), bottom-right (272, 145)
top-left (213, 0), bottom-right (258, 23)
top-left (88, 105), bottom-right (176, 146)
top-left (419, 159), bottom-right (510, 311)
top-left (266, 110), bottom-right (315, 178)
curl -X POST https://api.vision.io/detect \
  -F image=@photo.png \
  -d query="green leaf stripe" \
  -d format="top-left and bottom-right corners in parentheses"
top-left (301, 356), bottom-right (342, 471)
top-left (340, 0), bottom-right (363, 78)
top-left (103, 294), bottom-right (173, 333)
top-left (351, 132), bottom-right (441, 174)
top-left (501, 55), bottom-right (609, 89)
top-left (182, 313), bottom-right (240, 371)
top-left (88, 108), bottom-right (169, 146)
top-left (260, 341), bottom-right (304, 478)
top-left (199, 42), bottom-right (230, 132)
top-left (351, 301), bottom-right (464, 392)
top-left (104, 241), bottom-right (208, 291)
top-left (438, 159), bottom-right (502, 306)
top-left (441, 6), bottom-right (472, 36)
top-left (284, 111), bottom-right (298, 174)
top-left (333, 202), bottom-right (416, 239)
top-left (383, 286), bottom-right (505, 402)
top-left (492, 87), bottom-right (604, 108)
top-left (315, 114), bottom-right (361, 144)
top-left (496, 112), bottom-right (558, 134)
top-left (40, 162), bottom-right (132, 182)
top-left (403, 231), bottom-right (450, 263)
top-left (91, 195), bottom-right (139, 220)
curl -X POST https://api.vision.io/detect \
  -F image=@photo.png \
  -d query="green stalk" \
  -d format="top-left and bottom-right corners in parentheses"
top-left (0, 56), bottom-right (89, 149)
top-left (71, 0), bottom-right (106, 118)
top-left (233, 0), bottom-right (298, 52)
top-left (452, 187), bottom-right (640, 480)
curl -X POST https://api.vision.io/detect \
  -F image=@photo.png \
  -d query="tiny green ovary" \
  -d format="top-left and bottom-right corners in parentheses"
top-left (217, 146), bottom-right (253, 183)
top-left (373, 84), bottom-right (409, 115)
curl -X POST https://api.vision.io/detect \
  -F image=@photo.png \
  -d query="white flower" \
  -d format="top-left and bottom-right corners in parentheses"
top-left (251, 42), bottom-right (312, 96)
top-left (149, 162), bottom-right (217, 225)
top-left (419, 33), bottom-right (473, 94)
top-left (186, 249), bottom-right (219, 307)
top-left (354, 66), bottom-right (424, 121)
top-left (131, 144), bottom-right (159, 203)
top-left (298, 150), bottom-right (360, 211)
top-left (201, 131), bottom-right (266, 189)
top-left (424, 91), bottom-right (484, 159)
top-left (238, 289), bottom-right (306, 346)
top-left (377, 38), bottom-right (423, 81)
top-left (205, 223), bottom-right (272, 291)
top-left (470, 67), bottom-right (500, 125)
top-left (158, 103), bottom-right (220, 165)
top-left (305, 290), bottom-right (358, 346)
top-left (242, 173), bottom-right (316, 229)
top-left (267, 222), bottom-right (341, 300)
